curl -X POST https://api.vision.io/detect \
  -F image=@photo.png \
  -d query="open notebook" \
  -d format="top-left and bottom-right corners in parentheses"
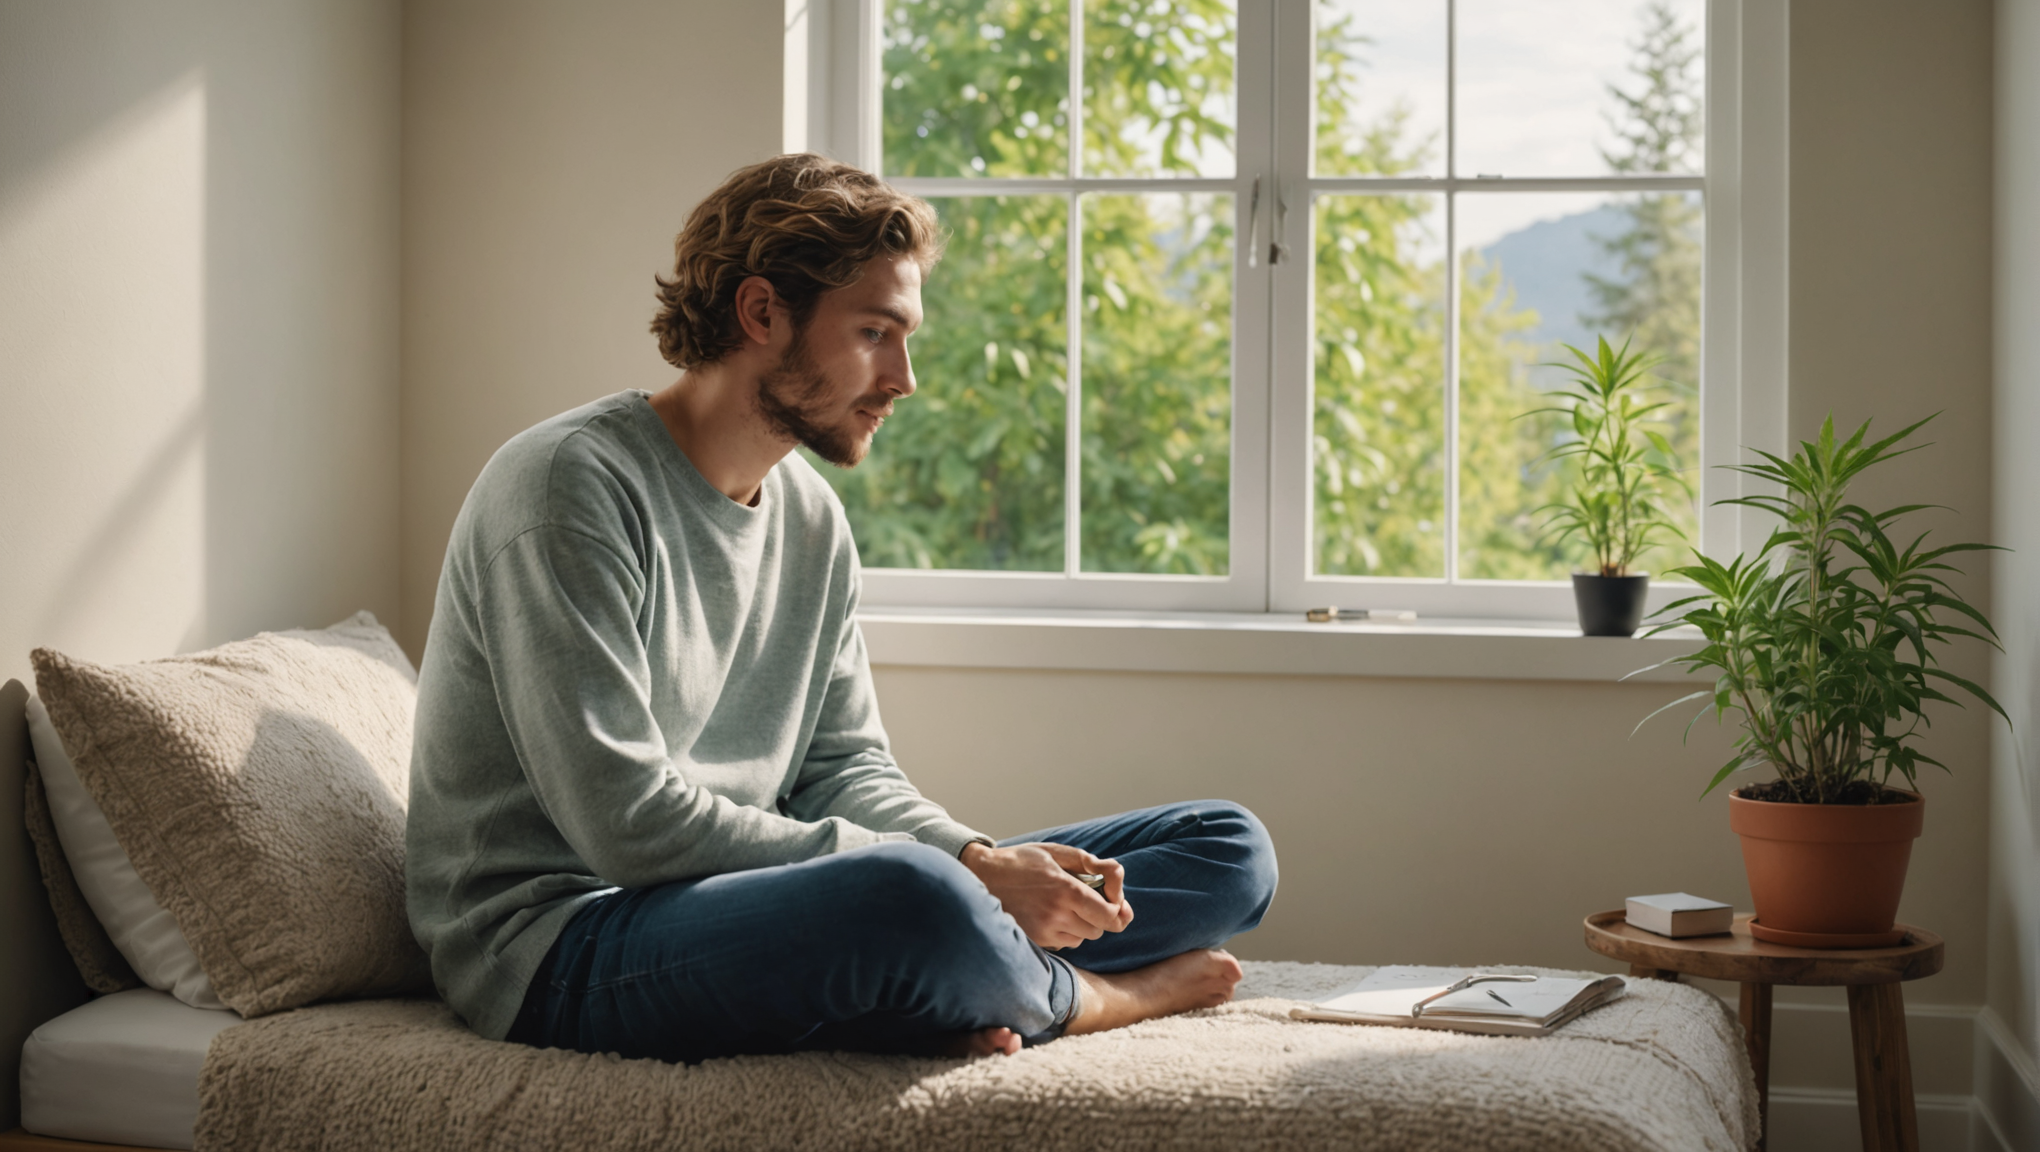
top-left (1289, 966), bottom-right (1626, 1037)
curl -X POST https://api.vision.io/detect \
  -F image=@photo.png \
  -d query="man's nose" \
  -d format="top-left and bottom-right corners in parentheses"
top-left (887, 350), bottom-right (917, 398)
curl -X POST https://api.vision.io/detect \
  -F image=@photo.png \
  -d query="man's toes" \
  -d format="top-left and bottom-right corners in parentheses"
top-left (965, 1026), bottom-right (1019, 1057)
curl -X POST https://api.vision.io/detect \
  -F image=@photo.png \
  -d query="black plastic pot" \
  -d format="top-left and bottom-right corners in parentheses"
top-left (1572, 572), bottom-right (1651, 637)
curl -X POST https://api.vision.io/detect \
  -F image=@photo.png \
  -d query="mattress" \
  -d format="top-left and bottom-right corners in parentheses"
top-left (198, 964), bottom-right (1759, 1152)
top-left (20, 988), bottom-right (242, 1150)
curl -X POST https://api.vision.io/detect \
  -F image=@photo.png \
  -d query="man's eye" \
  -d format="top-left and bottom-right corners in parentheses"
top-left (864, 329), bottom-right (884, 343)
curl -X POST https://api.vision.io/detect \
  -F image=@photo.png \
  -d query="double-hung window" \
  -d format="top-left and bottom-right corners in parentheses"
top-left (789, 0), bottom-right (1782, 621)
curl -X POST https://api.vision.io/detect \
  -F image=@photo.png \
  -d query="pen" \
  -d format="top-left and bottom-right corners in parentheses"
top-left (1306, 607), bottom-right (1418, 623)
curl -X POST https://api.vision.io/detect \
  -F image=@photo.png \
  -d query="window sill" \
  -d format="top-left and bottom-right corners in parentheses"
top-left (859, 607), bottom-right (1707, 683)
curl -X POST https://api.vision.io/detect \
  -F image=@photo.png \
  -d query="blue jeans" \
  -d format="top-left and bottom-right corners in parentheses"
top-left (506, 800), bottom-right (1277, 1064)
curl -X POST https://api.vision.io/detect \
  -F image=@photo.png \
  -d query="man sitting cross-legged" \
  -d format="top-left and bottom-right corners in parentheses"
top-left (405, 153), bottom-right (1278, 1063)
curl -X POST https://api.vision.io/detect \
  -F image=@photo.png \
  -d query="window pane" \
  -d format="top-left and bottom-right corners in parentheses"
top-left (1083, 0), bottom-right (1237, 178)
top-left (819, 196), bottom-right (1068, 570)
top-left (884, 0), bottom-right (1071, 178)
top-left (1314, 0), bottom-right (1446, 178)
top-left (1455, 190), bottom-right (1702, 580)
top-left (1456, 0), bottom-right (1704, 178)
top-left (1313, 193), bottom-right (1447, 578)
top-left (1080, 192), bottom-right (1232, 574)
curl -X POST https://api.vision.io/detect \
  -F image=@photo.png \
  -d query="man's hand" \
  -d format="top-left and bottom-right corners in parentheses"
top-left (959, 841), bottom-right (1134, 950)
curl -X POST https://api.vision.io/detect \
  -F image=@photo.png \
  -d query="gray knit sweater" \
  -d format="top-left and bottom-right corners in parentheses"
top-left (405, 391), bottom-right (990, 1040)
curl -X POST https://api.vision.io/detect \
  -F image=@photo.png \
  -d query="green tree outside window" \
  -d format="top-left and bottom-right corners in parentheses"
top-left (823, 0), bottom-right (1703, 586)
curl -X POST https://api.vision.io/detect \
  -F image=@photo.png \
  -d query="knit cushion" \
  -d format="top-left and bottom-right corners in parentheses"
top-left (30, 612), bottom-right (429, 1017)
top-left (20, 753), bottom-right (141, 996)
top-left (27, 693), bottom-right (219, 1006)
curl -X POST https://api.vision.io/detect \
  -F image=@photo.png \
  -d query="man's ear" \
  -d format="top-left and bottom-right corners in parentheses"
top-left (732, 275), bottom-right (784, 348)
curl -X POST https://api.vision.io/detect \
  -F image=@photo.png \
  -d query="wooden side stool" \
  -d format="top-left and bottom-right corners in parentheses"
top-left (1585, 910), bottom-right (1942, 1152)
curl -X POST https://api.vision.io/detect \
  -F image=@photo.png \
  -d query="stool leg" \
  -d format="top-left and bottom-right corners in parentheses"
top-left (1739, 982), bottom-right (1772, 1152)
top-left (1846, 983), bottom-right (1918, 1152)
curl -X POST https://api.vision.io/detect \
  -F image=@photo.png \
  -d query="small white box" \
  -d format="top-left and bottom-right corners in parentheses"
top-left (1626, 893), bottom-right (1734, 938)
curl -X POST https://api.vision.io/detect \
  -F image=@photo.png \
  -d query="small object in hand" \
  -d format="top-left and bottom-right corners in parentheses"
top-left (1305, 607), bottom-right (1419, 623)
top-left (1625, 892), bottom-right (1734, 938)
top-left (1071, 872), bottom-right (1105, 890)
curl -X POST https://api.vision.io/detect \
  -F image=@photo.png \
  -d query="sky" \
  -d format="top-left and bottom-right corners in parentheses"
top-left (1323, 0), bottom-right (1706, 249)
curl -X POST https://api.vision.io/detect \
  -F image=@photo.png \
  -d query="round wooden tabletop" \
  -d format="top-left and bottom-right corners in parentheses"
top-left (1584, 910), bottom-right (1944, 986)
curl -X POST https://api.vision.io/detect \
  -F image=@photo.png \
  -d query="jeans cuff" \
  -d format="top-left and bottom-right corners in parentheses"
top-left (1020, 945), bottom-right (1080, 1047)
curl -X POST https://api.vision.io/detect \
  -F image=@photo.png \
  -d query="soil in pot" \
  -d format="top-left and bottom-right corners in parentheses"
top-left (1737, 779), bottom-right (1916, 805)
top-left (1729, 784), bottom-right (1923, 949)
top-left (1572, 573), bottom-right (1650, 637)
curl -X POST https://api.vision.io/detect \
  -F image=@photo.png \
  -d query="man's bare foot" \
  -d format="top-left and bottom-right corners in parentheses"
top-left (921, 950), bottom-right (1242, 1056)
top-left (933, 1025), bottom-right (1022, 1058)
top-left (1064, 948), bottom-right (1243, 1036)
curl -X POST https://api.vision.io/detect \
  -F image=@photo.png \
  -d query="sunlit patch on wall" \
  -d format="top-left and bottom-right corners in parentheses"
top-left (2, 72), bottom-right (209, 662)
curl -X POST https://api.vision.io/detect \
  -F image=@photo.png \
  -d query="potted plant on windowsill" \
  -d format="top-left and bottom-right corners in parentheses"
top-left (1638, 415), bottom-right (2006, 947)
top-left (1531, 337), bottom-right (1690, 636)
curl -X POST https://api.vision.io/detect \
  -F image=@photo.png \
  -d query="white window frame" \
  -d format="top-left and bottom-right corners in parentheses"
top-left (787, 0), bottom-right (1787, 624)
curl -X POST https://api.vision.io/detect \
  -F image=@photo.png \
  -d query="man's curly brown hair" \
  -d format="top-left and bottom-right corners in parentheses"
top-left (650, 154), bottom-right (943, 369)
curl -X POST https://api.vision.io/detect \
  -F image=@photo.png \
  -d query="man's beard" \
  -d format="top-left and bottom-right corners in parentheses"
top-left (754, 330), bottom-right (886, 468)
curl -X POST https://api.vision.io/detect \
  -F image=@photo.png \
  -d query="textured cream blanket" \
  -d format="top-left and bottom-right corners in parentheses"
top-left (195, 962), bottom-right (1757, 1152)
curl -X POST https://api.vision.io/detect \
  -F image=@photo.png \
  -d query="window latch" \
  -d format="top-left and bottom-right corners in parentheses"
top-left (1269, 184), bottom-right (1291, 265)
top-left (1249, 177), bottom-right (1291, 267)
top-left (1247, 176), bottom-right (1264, 268)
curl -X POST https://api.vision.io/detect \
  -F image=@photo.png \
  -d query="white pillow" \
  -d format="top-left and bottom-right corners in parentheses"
top-left (27, 696), bottom-right (228, 1011)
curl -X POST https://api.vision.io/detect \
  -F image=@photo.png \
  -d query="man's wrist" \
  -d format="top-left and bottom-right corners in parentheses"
top-left (958, 839), bottom-right (994, 867)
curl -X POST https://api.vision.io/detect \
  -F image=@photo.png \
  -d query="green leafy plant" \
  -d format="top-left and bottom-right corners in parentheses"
top-left (1639, 415), bottom-right (2007, 802)
top-left (1530, 336), bottom-right (1690, 577)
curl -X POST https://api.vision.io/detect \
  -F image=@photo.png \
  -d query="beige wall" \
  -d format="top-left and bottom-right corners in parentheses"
top-left (0, 0), bottom-right (402, 1130)
top-left (1779, 0), bottom-right (1999, 1006)
top-left (398, 0), bottom-right (785, 656)
top-left (1990, 0), bottom-right (2040, 1121)
top-left (880, 667), bottom-right (1750, 970)
top-left (0, 0), bottom-right (402, 689)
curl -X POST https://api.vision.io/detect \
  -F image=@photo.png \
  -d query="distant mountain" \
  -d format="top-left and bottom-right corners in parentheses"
top-left (1476, 204), bottom-right (1627, 364)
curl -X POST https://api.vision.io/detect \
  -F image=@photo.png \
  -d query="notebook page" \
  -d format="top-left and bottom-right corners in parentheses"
top-left (1312, 966), bottom-right (1466, 1018)
top-left (1422, 977), bottom-right (1602, 1020)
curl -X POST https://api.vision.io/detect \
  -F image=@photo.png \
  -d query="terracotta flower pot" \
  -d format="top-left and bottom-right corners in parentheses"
top-left (1728, 787), bottom-right (1923, 948)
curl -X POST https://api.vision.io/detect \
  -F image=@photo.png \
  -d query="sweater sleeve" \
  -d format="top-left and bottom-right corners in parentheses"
top-left (476, 524), bottom-right (908, 888)
top-left (781, 567), bottom-right (994, 858)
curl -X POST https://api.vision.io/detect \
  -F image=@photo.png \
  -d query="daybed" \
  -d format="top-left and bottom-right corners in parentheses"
top-left (0, 617), bottom-right (1759, 1152)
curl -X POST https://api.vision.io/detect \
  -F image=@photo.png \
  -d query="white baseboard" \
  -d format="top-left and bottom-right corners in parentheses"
top-left (1766, 1088), bottom-right (1980, 1152)
top-left (1705, 998), bottom-right (2040, 1151)
top-left (1973, 1007), bottom-right (2040, 1152)
top-left (1758, 999), bottom-right (1980, 1097)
